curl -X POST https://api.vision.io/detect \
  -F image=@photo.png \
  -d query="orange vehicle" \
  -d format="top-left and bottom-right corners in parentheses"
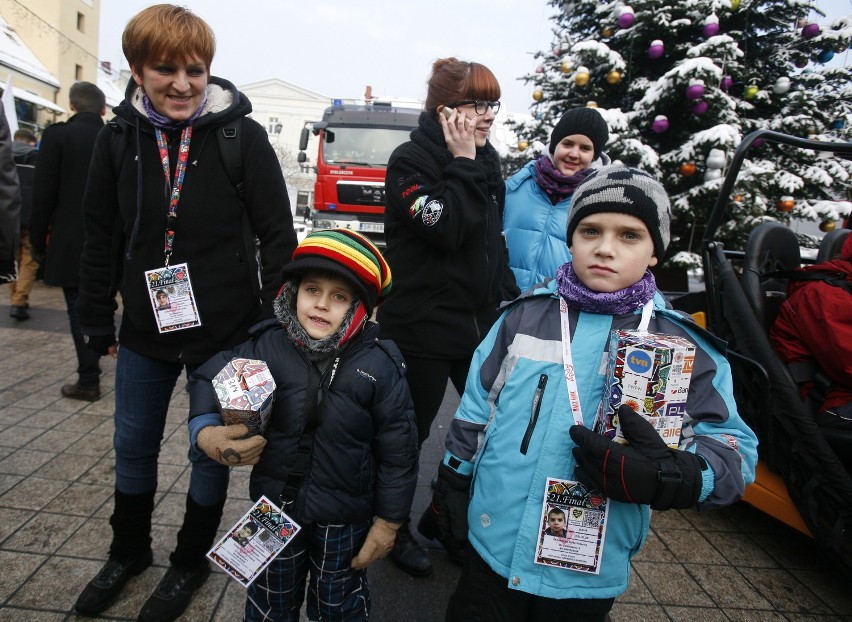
top-left (669, 130), bottom-right (852, 568)
top-left (297, 100), bottom-right (421, 246)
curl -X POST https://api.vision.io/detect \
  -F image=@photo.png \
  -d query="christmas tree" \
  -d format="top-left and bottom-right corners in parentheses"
top-left (515, 0), bottom-right (852, 268)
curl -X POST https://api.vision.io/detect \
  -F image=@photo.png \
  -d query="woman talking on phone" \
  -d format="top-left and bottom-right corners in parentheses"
top-left (378, 57), bottom-right (519, 577)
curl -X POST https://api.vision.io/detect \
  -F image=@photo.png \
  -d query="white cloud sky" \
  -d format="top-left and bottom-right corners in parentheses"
top-left (97, 0), bottom-right (851, 114)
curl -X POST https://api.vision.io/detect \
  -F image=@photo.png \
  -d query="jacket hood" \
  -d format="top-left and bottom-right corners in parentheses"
top-left (11, 141), bottom-right (37, 159)
top-left (113, 75), bottom-right (252, 129)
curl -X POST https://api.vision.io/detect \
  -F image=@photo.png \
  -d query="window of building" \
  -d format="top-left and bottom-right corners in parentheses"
top-left (268, 117), bottom-right (282, 134)
top-left (75, 65), bottom-right (83, 81)
top-left (77, 12), bottom-right (85, 32)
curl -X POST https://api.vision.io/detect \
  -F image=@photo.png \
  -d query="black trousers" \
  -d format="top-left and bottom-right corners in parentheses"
top-left (402, 355), bottom-right (472, 447)
top-left (446, 546), bottom-right (614, 622)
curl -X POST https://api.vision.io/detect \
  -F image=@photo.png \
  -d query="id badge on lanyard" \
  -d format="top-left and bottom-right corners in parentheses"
top-left (531, 298), bottom-right (653, 573)
top-left (146, 126), bottom-right (202, 333)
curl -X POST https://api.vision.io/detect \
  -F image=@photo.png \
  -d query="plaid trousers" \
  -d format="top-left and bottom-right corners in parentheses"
top-left (245, 520), bottom-right (371, 622)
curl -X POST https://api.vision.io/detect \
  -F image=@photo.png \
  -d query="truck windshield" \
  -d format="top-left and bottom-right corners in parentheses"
top-left (322, 127), bottom-right (412, 167)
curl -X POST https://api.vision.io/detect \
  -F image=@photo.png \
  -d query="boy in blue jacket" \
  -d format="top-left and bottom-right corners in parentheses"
top-left (425, 166), bottom-right (758, 621)
top-left (188, 229), bottom-right (418, 622)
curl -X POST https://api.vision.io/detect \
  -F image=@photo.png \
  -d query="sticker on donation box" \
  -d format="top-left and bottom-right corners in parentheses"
top-left (534, 478), bottom-right (608, 574)
top-left (144, 263), bottom-right (202, 333)
top-left (207, 496), bottom-right (301, 587)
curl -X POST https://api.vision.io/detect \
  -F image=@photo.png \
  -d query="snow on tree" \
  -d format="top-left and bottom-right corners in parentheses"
top-left (513, 0), bottom-right (852, 267)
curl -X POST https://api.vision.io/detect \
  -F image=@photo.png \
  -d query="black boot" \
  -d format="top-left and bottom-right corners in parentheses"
top-left (75, 490), bottom-right (155, 616)
top-left (137, 494), bottom-right (225, 622)
top-left (417, 505), bottom-right (466, 566)
top-left (389, 519), bottom-right (433, 577)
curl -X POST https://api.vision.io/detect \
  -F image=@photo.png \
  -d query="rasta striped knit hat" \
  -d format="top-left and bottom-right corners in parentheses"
top-left (566, 165), bottom-right (672, 259)
top-left (280, 229), bottom-right (392, 315)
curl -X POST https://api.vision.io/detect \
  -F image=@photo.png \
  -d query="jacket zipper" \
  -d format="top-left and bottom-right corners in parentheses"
top-left (520, 374), bottom-right (548, 454)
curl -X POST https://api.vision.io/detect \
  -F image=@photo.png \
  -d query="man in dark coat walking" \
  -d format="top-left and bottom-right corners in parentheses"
top-left (30, 81), bottom-right (106, 401)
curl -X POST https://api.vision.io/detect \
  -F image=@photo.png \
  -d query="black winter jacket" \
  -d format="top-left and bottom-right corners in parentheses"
top-left (188, 320), bottom-right (419, 524)
top-left (378, 112), bottom-right (519, 359)
top-left (77, 77), bottom-right (297, 363)
top-left (30, 111), bottom-right (103, 286)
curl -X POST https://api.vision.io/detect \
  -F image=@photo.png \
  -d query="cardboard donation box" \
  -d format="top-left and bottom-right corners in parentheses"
top-left (213, 359), bottom-right (276, 436)
top-left (594, 331), bottom-right (695, 449)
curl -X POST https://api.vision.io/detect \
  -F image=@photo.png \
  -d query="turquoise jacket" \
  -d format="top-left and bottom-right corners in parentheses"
top-left (443, 281), bottom-right (758, 599)
top-left (504, 161), bottom-right (574, 292)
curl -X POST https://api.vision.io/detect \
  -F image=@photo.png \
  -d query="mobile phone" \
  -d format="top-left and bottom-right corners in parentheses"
top-left (441, 106), bottom-right (454, 119)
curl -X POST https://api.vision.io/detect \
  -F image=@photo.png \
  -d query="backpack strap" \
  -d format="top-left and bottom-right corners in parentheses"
top-left (217, 118), bottom-right (244, 201)
top-left (216, 118), bottom-right (261, 298)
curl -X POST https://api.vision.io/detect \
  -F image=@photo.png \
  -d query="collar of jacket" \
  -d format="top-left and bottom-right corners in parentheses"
top-left (411, 111), bottom-right (502, 180)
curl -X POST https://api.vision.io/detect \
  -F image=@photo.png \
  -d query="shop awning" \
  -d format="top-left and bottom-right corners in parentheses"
top-left (12, 87), bottom-right (64, 114)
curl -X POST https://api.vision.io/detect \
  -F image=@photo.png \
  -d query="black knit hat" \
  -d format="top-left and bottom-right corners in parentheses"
top-left (549, 108), bottom-right (609, 159)
top-left (566, 165), bottom-right (672, 259)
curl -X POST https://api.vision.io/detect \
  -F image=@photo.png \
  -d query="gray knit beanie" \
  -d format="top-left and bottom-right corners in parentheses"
top-left (549, 108), bottom-right (609, 159)
top-left (566, 165), bottom-right (672, 259)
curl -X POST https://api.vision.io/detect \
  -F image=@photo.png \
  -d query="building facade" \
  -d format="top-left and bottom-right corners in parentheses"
top-left (0, 0), bottom-right (99, 131)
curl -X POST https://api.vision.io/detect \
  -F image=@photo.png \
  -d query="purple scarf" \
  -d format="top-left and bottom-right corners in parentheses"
top-left (534, 155), bottom-right (595, 205)
top-left (142, 89), bottom-right (208, 130)
top-left (556, 262), bottom-right (657, 316)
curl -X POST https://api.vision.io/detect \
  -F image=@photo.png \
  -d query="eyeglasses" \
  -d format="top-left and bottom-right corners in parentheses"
top-left (446, 100), bottom-right (501, 115)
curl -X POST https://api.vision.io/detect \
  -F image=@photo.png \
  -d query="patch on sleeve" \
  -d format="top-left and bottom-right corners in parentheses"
top-left (421, 200), bottom-right (444, 226)
top-left (409, 195), bottom-right (428, 218)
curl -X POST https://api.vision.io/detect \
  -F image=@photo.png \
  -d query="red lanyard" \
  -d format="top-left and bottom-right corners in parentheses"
top-left (156, 126), bottom-right (193, 266)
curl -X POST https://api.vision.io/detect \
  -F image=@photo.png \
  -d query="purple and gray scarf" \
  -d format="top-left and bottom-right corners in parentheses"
top-left (534, 154), bottom-right (596, 205)
top-left (556, 261), bottom-right (657, 316)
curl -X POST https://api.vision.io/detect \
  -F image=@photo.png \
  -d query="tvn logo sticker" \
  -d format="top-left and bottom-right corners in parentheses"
top-left (625, 348), bottom-right (653, 377)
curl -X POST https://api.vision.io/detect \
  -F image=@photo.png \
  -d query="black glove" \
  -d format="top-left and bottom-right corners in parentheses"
top-left (84, 334), bottom-right (116, 356)
top-left (431, 462), bottom-right (471, 542)
top-left (569, 405), bottom-right (707, 510)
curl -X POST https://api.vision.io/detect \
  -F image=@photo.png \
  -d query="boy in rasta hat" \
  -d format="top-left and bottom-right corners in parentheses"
top-left (187, 229), bottom-right (418, 621)
top-left (429, 166), bottom-right (758, 621)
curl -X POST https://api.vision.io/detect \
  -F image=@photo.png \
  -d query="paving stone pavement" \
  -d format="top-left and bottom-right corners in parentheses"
top-left (0, 281), bottom-right (850, 621)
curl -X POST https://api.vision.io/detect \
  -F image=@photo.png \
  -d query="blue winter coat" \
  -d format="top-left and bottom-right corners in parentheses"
top-left (443, 280), bottom-right (758, 600)
top-left (503, 161), bottom-right (575, 292)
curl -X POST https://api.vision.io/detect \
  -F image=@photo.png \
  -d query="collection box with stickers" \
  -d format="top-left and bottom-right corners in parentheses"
top-left (213, 359), bottom-right (276, 436)
top-left (594, 330), bottom-right (695, 449)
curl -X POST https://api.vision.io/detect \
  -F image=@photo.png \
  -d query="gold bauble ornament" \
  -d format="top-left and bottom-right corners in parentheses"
top-left (744, 85), bottom-right (759, 100)
top-left (820, 220), bottom-right (837, 232)
top-left (585, 101), bottom-right (599, 108)
top-left (560, 60), bottom-right (574, 74)
top-left (517, 140), bottom-right (530, 151)
top-left (730, 0), bottom-right (741, 10)
top-left (606, 69), bottom-right (623, 84)
top-left (575, 66), bottom-right (590, 87)
top-left (532, 88), bottom-right (544, 102)
top-left (602, 26), bottom-right (615, 37)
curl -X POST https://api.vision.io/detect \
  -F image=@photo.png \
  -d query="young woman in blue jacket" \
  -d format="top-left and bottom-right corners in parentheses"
top-left (504, 107), bottom-right (610, 292)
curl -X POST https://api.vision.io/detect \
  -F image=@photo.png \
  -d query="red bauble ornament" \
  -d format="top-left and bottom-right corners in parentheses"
top-left (679, 162), bottom-right (697, 177)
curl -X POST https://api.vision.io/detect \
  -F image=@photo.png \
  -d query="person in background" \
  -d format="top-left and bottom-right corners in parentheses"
top-left (30, 82), bottom-right (106, 397)
top-left (503, 107), bottom-right (610, 292)
top-left (378, 57), bottom-right (519, 577)
top-left (189, 230), bottom-right (418, 622)
top-left (73, 5), bottom-right (297, 621)
top-left (429, 165), bottom-right (757, 621)
top-left (0, 100), bottom-right (20, 286)
top-left (8, 128), bottom-right (37, 320)
top-left (770, 232), bottom-right (852, 434)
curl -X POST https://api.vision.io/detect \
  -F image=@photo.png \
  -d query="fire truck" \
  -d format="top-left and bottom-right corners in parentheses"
top-left (297, 99), bottom-right (422, 246)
